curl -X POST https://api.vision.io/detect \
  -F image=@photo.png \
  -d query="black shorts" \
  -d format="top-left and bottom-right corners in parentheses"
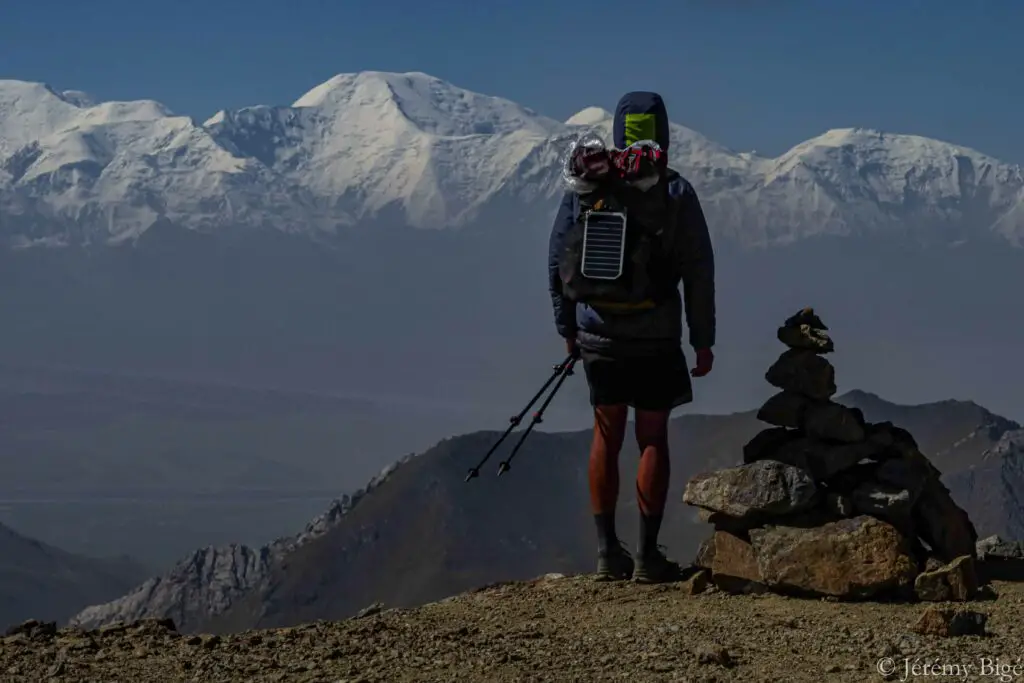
top-left (580, 346), bottom-right (693, 411)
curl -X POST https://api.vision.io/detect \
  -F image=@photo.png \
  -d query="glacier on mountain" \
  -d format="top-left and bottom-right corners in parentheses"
top-left (1, 71), bottom-right (1023, 247)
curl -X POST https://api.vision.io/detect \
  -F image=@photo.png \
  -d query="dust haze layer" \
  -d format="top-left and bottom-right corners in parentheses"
top-left (2, 71), bottom-right (1023, 423)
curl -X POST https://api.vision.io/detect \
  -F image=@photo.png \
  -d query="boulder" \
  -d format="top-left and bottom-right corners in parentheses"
top-left (877, 423), bottom-right (943, 478)
top-left (863, 422), bottom-right (896, 448)
top-left (694, 535), bottom-right (716, 570)
top-left (742, 427), bottom-right (802, 464)
top-left (976, 535), bottom-right (1024, 561)
top-left (783, 307), bottom-right (829, 330)
top-left (872, 457), bottom-right (930, 501)
top-left (975, 535), bottom-right (1024, 582)
top-left (752, 435), bottom-right (816, 472)
top-left (804, 402), bottom-right (866, 443)
top-left (825, 461), bottom-right (884, 494)
top-left (774, 437), bottom-right (886, 481)
top-left (756, 391), bottom-right (811, 429)
top-left (696, 507), bottom-right (757, 534)
top-left (707, 531), bottom-right (766, 594)
top-left (913, 477), bottom-right (978, 562)
top-left (749, 516), bottom-right (918, 599)
top-left (912, 608), bottom-right (987, 637)
top-left (777, 324), bottom-right (834, 353)
top-left (851, 481), bottom-right (915, 527)
top-left (914, 556), bottom-right (978, 602)
top-left (765, 350), bottom-right (837, 400)
top-left (683, 460), bottom-right (818, 520)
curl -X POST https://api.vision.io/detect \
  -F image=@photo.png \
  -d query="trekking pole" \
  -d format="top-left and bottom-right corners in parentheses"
top-left (496, 356), bottom-right (577, 477)
top-left (464, 354), bottom-right (575, 483)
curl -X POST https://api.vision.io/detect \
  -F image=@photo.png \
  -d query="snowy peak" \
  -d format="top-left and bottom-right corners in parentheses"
top-left (290, 71), bottom-right (562, 138)
top-left (59, 90), bottom-right (98, 108)
top-left (2, 72), bottom-right (1024, 247)
top-left (0, 79), bottom-right (173, 161)
top-left (198, 71), bottom-right (571, 230)
top-left (565, 107), bottom-right (611, 127)
top-left (777, 126), bottom-right (1019, 168)
top-left (764, 126), bottom-right (1024, 224)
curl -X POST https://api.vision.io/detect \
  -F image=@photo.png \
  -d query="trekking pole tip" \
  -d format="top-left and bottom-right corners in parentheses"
top-left (496, 461), bottom-right (510, 476)
top-left (465, 468), bottom-right (479, 482)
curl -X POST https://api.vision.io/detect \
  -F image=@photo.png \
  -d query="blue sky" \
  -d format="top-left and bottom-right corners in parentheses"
top-left (2, 0), bottom-right (1021, 162)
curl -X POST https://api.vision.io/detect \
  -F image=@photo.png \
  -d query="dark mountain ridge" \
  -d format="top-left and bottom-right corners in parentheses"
top-left (69, 390), bottom-right (1020, 634)
top-left (0, 521), bottom-right (146, 630)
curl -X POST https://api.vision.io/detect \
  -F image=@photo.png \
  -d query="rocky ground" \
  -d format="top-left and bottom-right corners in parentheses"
top-left (3, 573), bottom-right (1023, 683)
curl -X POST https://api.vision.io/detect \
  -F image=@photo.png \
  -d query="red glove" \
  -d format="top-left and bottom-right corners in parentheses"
top-left (691, 348), bottom-right (714, 377)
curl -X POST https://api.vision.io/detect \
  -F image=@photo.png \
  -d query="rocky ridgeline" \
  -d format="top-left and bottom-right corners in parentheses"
top-left (684, 308), bottom-right (983, 602)
top-left (68, 456), bottom-right (413, 633)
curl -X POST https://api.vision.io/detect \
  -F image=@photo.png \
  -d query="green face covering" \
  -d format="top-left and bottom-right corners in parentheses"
top-left (623, 112), bottom-right (658, 146)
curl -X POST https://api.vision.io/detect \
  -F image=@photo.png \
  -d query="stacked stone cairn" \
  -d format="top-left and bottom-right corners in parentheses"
top-left (683, 308), bottom-right (983, 601)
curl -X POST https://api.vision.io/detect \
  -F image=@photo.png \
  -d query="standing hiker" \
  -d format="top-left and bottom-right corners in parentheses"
top-left (548, 91), bottom-right (716, 583)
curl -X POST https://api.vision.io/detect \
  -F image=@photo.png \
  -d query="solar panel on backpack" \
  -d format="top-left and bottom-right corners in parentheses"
top-left (581, 211), bottom-right (627, 280)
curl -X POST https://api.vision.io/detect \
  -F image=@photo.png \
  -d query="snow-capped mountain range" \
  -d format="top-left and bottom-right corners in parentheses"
top-left (2, 71), bottom-right (1023, 248)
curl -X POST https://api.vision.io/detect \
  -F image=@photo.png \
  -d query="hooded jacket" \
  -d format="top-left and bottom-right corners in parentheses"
top-left (547, 91), bottom-right (716, 356)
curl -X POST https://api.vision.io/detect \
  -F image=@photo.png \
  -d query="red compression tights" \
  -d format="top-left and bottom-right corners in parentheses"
top-left (588, 405), bottom-right (671, 515)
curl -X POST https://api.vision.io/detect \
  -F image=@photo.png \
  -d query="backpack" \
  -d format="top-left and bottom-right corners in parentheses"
top-left (557, 170), bottom-right (679, 312)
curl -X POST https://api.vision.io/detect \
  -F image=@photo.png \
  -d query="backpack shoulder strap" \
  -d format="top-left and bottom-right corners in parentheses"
top-left (661, 170), bottom-right (683, 231)
top-left (658, 169), bottom-right (686, 270)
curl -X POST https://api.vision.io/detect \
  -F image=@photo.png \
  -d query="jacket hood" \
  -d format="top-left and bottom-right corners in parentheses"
top-left (613, 92), bottom-right (670, 151)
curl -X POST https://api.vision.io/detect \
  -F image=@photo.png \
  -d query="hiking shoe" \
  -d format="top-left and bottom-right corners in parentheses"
top-left (633, 547), bottom-right (684, 584)
top-left (595, 544), bottom-right (634, 582)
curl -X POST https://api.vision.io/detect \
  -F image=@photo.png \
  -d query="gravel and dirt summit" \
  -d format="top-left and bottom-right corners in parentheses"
top-left (3, 573), bottom-right (1023, 683)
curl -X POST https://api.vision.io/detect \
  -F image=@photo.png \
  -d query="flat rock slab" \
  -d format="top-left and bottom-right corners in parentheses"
top-left (777, 324), bottom-right (834, 353)
top-left (742, 427), bottom-right (803, 464)
top-left (683, 460), bottom-right (818, 520)
top-left (749, 515), bottom-right (918, 599)
top-left (694, 535), bottom-right (716, 570)
top-left (977, 535), bottom-right (1024, 561)
top-left (765, 349), bottom-right (837, 400)
top-left (708, 531), bottom-right (766, 594)
top-left (913, 477), bottom-right (978, 562)
top-left (915, 555), bottom-right (978, 602)
top-left (773, 437), bottom-right (886, 481)
top-left (757, 391), bottom-right (810, 429)
top-left (851, 481), bottom-right (914, 524)
top-left (975, 535), bottom-right (1024, 581)
top-left (912, 608), bottom-right (988, 637)
top-left (803, 402), bottom-right (866, 443)
top-left (873, 457), bottom-right (930, 500)
top-left (783, 307), bottom-right (829, 330)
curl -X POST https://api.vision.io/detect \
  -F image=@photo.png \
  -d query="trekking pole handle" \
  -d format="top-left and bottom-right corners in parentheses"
top-left (465, 355), bottom-right (576, 482)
